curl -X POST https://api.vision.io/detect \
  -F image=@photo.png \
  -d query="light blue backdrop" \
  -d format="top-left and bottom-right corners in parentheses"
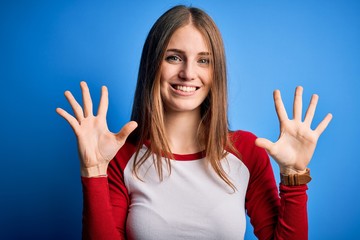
top-left (1, 0), bottom-right (359, 239)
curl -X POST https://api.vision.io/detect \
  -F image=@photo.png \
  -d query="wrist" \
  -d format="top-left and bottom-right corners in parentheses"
top-left (81, 163), bottom-right (108, 177)
top-left (280, 167), bottom-right (307, 175)
top-left (280, 168), bottom-right (311, 186)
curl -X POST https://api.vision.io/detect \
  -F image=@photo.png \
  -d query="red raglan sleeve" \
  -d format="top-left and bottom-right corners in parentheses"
top-left (231, 131), bottom-right (308, 240)
top-left (81, 142), bottom-right (136, 240)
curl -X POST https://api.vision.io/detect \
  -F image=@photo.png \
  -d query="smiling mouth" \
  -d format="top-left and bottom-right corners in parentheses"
top-left (171, 84), bottom-right (200, 93)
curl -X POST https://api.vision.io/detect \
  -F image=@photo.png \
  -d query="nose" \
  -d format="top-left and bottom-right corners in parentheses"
top-left (179, 62), bottom-right (196, 81)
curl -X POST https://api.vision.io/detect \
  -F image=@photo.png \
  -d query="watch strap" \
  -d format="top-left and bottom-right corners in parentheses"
top-left (280, 168), bottom-right (311, 186)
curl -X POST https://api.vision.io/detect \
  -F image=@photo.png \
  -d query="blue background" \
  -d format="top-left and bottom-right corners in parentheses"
top-left (1, 0), bottom-right (359, 239)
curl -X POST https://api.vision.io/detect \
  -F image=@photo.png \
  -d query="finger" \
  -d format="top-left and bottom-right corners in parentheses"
top-left (255, 137), bottom-right (275, 154)
top-left (64, 90), bottom-right (84, 122)
top-left (97, 86), bottom-right (108, 117)
top-left (315, 113), bottom-right (333, 135)
top-left (273, 89), bottom-right (288, 122)
top-left (80, 81), bottom-right (93, 117)
top-left (56, 108), bottom-right (80, 134)
top-left (293, 86), bottom-right (303, 121)
top-left (115, 121), bottom-right (138, 144)
top-left (304, 94), bottom-right (319, 126)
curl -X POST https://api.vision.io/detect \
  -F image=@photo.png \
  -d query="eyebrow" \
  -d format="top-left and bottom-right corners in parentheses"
top-left (166, 48), bottom-right (210, 56)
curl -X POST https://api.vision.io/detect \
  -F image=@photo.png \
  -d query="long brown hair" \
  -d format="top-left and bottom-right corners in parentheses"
top-left (129, 5), bottom-right (236, 190)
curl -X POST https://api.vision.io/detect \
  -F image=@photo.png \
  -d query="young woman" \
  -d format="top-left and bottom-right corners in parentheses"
top-left (56, 5), bottom-right (332, 240)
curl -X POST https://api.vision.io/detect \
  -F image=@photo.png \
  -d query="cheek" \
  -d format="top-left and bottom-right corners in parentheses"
top-left (160, 76), bottom-right (171, 96)
top-left (159, 71), bottom-right (169, 91)
top-left (203, 74), bottom-right (213, 89)
top-left (201, 68), bottom-right (213, 84)
top-left (160, 63), bottom-right (178, 81)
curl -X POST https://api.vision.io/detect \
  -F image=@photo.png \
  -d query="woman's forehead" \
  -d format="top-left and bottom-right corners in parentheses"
top-left (166, 24), bottom-right (210, 54)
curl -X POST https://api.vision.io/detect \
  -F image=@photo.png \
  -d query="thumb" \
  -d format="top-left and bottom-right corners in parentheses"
top-left (116, 121), bottom-right (138, 143)
top-left (255, 137), bottom-right (274, 152)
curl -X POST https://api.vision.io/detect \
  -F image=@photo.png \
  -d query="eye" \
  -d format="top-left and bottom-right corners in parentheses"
top-left (198, 58), bottom-right (210, 65)
top-left (165, 55), bottom-right (182, 63)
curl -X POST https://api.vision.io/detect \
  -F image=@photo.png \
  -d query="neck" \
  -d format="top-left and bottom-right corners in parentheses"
top-left (164, 109), bottom-right (203, 154)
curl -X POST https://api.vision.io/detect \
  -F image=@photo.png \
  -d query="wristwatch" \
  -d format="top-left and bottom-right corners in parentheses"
top-left (280, 168), bottom-right (312, 186)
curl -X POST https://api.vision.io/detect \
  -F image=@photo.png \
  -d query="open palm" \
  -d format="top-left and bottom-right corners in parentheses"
top-left (56, 82), bottom-right (137, 177)
top-left (255, 86), bottom-right (332, 174)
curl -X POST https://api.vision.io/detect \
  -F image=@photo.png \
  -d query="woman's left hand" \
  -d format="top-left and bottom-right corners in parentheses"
top-left (255, 86), bottom-right (332, 174)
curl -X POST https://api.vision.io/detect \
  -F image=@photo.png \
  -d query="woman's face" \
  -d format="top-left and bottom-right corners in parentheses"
top-left (160, 24), bottom-right (212, 114)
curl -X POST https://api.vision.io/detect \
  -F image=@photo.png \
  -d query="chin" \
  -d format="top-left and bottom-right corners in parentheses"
top-left (165, 104), bottom-right (202, 113)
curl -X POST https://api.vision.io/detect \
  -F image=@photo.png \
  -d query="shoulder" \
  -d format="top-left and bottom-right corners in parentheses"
top-left (110, 141), bottom-right (138, 172)
top-left (228, 130), bottom-right (259, 156)
top-left (227, 130), bottom-right (270, 173)
top-left (229, 130), bottom-right (257, 144)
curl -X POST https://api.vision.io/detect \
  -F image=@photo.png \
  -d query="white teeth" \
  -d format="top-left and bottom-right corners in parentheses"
top-left (175, 85), bottom-right (196, 92)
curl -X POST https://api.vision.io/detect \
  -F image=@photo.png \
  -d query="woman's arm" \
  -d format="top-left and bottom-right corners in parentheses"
top-left (81, 165), bottom-right (129, 239)
top-left (248, 86), bottom-right (332, 239)
top-left (56, 82), bottom-right (137, 239)
top-left (243, 141), bottom-right (309, 239)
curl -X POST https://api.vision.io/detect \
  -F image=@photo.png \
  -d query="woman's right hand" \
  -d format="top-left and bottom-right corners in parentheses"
top-left (56, 81), bottom-right (137, 177)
